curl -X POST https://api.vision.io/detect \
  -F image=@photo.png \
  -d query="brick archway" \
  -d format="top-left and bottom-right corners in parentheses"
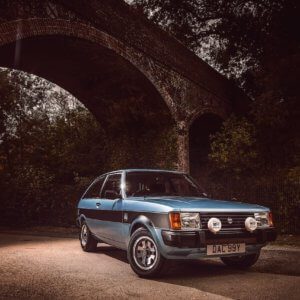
top-left (0, 0), bottom-right (250, 172)
top-left (0, 18), bottom-right (178, 119)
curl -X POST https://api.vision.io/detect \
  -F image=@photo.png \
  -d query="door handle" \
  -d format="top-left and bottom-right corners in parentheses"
top-left (96, 202), bottom-right (101, 207)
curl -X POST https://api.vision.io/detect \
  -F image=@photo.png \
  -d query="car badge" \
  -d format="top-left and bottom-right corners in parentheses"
top-left (227, 217), bottom-right (233, 224)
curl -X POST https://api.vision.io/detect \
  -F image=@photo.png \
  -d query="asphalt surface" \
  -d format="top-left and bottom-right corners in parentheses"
top-left (0, 232), bottom-right (299, 300)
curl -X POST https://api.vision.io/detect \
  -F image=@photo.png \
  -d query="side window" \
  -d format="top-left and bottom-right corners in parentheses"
top-left (84, 177), bottom-right (105, 199)
top-left (101, 174), bottom-right (122, 200)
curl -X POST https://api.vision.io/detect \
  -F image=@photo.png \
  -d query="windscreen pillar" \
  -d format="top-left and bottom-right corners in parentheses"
top-left (177, 121), bottom-right (190, 173)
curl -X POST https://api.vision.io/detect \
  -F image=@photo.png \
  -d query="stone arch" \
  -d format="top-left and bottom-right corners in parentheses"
top-left (0, 1), bottom-right (251, 173)
top-left (0, 18), bottom-right (178, 119)
top-left (0, 18), bottom-right (180, 171)
top-left (187, 105), bottom-right (228, 129)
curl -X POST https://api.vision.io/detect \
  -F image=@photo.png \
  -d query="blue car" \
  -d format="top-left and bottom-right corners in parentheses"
top-left (77, 169), bottom-right (276, 277)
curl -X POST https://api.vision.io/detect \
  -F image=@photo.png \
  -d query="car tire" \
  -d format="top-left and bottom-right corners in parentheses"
top-left (220, 252), bottom-right (260, 269)
top-left (79, 221), bottom-right (98, 252)
top-left (128, 228), bottom-right (166, 278)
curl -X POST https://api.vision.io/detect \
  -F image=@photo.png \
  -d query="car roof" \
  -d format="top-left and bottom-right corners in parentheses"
top-left (99, 168), bottom-right (185, 177)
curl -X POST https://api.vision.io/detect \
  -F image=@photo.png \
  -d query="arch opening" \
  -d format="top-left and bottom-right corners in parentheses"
top-left (0, 34), bottom-right (177, 170)
top-left (0, 64), bottom-right (176, 226)
top-left (189, 113), bottom-right (223, 183)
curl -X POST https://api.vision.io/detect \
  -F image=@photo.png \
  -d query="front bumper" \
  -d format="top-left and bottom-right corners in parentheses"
top-left (159, 227), bottom-right (277, 259)
top-left (162, 227), bottom-right (277, 248)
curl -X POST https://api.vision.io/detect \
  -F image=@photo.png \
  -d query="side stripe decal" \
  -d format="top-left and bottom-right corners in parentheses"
top-left (79, 209), bottom-right (169, 228)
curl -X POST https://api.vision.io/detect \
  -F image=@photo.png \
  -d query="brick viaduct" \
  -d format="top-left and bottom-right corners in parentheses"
top-left (0, 0), bottom-right (248, 174)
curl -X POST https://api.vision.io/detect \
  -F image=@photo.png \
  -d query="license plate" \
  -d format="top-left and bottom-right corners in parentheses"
top-left (207, 243), bottom-right (245, 255)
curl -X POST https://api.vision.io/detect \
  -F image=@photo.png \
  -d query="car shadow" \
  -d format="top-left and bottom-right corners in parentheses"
top-left (154, 257), bottom-right (300, 299)
top-left (96, 244), bottom-right (128, 263)
top-left (164, 259), bottom-right (245, 278)
top-left (96, 244), bottom-right (244, 277)
top-left (97, 244), bottom-right (300, 278)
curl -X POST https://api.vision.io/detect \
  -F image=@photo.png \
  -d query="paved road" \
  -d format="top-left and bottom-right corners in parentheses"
top-left (0, 232), bottom-right (299, 299)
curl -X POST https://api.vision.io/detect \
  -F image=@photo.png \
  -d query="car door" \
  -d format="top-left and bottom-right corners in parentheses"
top-left (94, 172), bottom-right (124, 247)
top-left (79, 176), bottom-right (106, 235)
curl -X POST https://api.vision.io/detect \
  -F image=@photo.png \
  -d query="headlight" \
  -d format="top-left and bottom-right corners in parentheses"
top-left (245, 217), bottom-right (258, 232)
top-left (207, 217), bottom-right (222, 234)
top-left (254, 212), bottom-right (274, 227)
top-left (169, 212), bottom-right (200, 230)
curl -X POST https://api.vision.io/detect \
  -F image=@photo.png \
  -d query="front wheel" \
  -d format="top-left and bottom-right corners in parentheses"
top-left (221, 252), bottom-right (260, 269)
top-left (128, 228), bottom-right (166, 278)
top-left (79, 221), bottom-right (98, 252)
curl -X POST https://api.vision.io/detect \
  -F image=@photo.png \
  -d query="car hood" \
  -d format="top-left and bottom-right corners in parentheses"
top-left (129, 196), bottom-right (268, 212)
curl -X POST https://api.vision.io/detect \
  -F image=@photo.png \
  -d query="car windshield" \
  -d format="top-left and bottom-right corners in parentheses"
top-left (125, 171), bottom-right (206, 198)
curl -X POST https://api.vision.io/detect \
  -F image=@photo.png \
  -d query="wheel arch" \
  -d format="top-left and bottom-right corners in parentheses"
top-left (128, 215), bottom-right (165, 252)
top-left (77, 214), bottom-right (87, 227)
top-left (129, 215), bottom-right (154, 236)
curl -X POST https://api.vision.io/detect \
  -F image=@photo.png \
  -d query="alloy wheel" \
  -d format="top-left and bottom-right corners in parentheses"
top-left (133, 236), bottom-right (158, 270)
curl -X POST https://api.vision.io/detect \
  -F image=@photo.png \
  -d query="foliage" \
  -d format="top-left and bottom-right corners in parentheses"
top-left (130, 0), bottom-right (300, 175)
top-left (209, 116), bottom-right (258, 177)
top-left (0, 69), bottom-right (177, 226)
top-left (130, 0), bottom-right (298, 79)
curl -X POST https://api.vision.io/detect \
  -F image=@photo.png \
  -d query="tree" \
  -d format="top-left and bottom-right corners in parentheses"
top-left (130, 1), bottom-right (297, 79)
top-left (209, 116), bottom-right (258, 177)
top-left (130, 0), bottom-right (300, 178)
top-left (0, 68), bottom-right (178, 226)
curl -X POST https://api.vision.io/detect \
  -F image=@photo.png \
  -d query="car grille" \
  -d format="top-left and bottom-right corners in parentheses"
top-left (200, 212), bottom-right (255, 230)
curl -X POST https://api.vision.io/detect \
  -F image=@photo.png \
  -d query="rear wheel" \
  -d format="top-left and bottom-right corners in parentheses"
top-left (79, 221), bottom-right (98, 252)
top-left (128, 228), bottom-right (166, 278)
top-left (221, 252), bottom-right (260, 269)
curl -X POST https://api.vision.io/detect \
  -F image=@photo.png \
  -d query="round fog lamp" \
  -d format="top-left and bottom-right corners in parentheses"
top-left (245, 217), bottom-right (257, 232)
top-left (207, 217), bottom-right (222, 234)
